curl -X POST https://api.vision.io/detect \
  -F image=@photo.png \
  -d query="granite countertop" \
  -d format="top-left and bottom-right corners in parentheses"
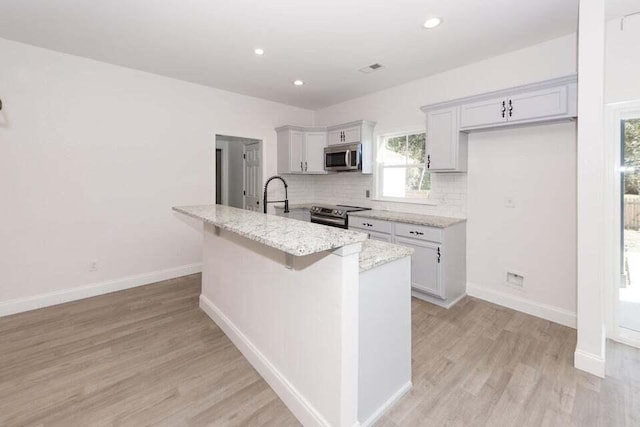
top-left (349, 210), bottom-right (465, 228)
top-left (173, 205), bottom-right (367, 257)
top-left (359, 239), bottom-right (413, 273)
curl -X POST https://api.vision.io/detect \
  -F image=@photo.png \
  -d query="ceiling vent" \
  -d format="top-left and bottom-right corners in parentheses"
top-left (359, 63), bottom-right (385, 74)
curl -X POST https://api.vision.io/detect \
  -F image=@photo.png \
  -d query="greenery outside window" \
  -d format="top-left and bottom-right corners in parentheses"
top-left (376, 131), bottom-right (430, 202)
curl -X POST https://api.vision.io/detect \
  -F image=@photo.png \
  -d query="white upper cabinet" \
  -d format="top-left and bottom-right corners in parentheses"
top-left (421, 75), bottom-right (577, 173)
top-left (304, 131), bottom-right (327, 173)
top-left (276, 127), bottom-right (327, 174)
top-left (327, 124), bottom-right (363, 146)
top-left (507, 86), bottom-right (569, 123)
top-left (459, 97), bottom-right (508, 129)
top-left (426, 107), bottom-right (468, 172)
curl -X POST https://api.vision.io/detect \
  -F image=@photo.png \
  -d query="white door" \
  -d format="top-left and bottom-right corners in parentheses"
top-left (459, 96), bottom-right (507, 129)
top-left (289, 131), bottom-right (304, 172)
top-left (243, 143), bottom-right (261, 211)
top-left (394, 236), bottom-right (444, 298)
top-left (507, 86), bottom-right (568, 123)
top-left (304, 131), bottom-right (327, 173)
top-left (427, 107), bottom-right (458, 171)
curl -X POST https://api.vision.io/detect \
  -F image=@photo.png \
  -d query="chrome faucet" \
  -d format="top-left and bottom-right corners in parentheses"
top-left (263, 175), bottom-right (289, 214)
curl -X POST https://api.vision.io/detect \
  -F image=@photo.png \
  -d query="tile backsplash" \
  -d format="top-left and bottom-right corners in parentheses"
top-left (278, 172), bottom-right (467, 218)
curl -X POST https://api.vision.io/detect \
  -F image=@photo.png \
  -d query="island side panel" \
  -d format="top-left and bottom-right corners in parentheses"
top-left (200, 223), bottom-right (359, 427)
top-left (358, 256), bottom-right (412, 426)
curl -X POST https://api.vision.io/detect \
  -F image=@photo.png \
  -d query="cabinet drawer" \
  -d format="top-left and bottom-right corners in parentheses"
top-left (394, 223), bottom-right (442, 243)
top-left (349, 217), bottom-right (393, 234)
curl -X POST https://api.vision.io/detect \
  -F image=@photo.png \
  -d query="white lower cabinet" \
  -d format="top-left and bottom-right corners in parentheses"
top-left (394, 236), bottom-right (443, 299)
top-left (350, 218), bottom-right (466, 308)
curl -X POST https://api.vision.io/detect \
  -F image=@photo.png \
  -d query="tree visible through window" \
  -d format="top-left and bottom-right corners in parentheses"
top-left (377, 132), bottom-right (430, 200)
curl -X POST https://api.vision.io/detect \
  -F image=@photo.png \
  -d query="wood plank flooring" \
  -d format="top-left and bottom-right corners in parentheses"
top-left (1, 274), bottom-right (639, 426)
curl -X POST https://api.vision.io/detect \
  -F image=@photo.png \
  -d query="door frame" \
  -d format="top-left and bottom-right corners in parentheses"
top-left (242, 140), bottom-right (263, 211)
top-left (605, 99), bottom-right (640, 348)
top-left (214, 133), bottom-right (263, 210)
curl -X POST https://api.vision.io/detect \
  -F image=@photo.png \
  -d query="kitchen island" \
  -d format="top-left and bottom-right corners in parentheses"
top-left (173, 205), bottom-right (412, 427)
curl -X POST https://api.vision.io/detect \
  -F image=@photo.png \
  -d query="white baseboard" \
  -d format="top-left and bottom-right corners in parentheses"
top-left (574, 349), bottom-right (605, 378)
top-left (466, 282), bottom-right (577, 329)
top-left (0, 263), bottom-right (202, 317)
top-left (361, 381), bottom-right (411, 427)
top-left (199, 295), bottom-right (332, 427)
top-left (411, 290), bottom-right (466, 309)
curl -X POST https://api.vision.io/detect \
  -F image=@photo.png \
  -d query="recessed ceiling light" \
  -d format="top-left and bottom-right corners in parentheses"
top-left (293, 80), bottom-right (304, 86)
top-left (254, 48), bottom-right (265, 55)
top-left (423, 17), bottom-right (443, 29)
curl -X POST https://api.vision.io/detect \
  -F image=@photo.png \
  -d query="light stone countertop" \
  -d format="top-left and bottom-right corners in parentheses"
top-left (359, 239), bottom-right (414, 273)
top-left (173, 205), bottom-right (367, 257)
top-left (349, 210), bottom-right (465, 228)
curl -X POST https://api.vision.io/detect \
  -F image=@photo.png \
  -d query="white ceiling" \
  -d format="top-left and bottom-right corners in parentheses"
top-left (0, 0), bottom-right (588, 109)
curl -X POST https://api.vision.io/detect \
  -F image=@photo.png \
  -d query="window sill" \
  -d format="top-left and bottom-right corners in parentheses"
top-left (370, 197), bottom-right (438, 206)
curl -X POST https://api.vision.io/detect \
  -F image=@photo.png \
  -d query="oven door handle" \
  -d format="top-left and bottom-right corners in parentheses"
top-left (311, 214), bottom-right (347, 227)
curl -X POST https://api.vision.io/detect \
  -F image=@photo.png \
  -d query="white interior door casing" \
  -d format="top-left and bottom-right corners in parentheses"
top-left (243, 142), bottom-right (261, 211)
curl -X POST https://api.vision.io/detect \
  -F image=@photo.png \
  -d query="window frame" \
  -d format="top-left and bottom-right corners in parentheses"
top-left (373, 129), bottom-right (437, 206)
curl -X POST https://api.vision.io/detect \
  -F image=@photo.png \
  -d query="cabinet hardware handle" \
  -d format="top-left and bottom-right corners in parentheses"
top-left (300, 161), bottom-right (303, 171)
top-left (304, 161), bottom-right (308, 171)
top-left (427, 155), bottom-right (431, 169)
top-left (508, 99), bottom-right (513, 117)
top-left (501, 100), bottom-right (506, 118)
top-left (437, 247), bottom-right (441, 263)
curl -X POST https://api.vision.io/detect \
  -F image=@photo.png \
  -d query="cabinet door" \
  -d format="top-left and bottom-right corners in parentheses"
top-left (459, 96), bottom-right (507, 129)
top-left (426, 107), bottom-right (459, 171)
top-left (507, 86), bottom-right (568, 123)
top-left (289, 131), bottom-right (304, 173)
top-left (394, 236), bottom-right (444, 298)
top-left (343, 126), bottom-right (361, 143)
top-left (328, 130), bottom-right (344, 146)
top-left (303, 131), bottom-right (327, 173)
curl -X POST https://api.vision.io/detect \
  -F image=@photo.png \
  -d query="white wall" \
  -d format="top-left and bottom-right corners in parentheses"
top-left (312, 34), bottom-right (578, 324)
top-left (606, 16), bottom-right (640, 104)
top-left (0, 38), bottom-right (312, 312)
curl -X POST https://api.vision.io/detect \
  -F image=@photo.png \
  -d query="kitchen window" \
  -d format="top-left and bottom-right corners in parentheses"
top-left (375, 131), bottom-right (431, 203)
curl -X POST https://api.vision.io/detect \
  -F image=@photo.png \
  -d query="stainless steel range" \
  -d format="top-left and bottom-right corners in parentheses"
top-left (310, 204), bottom-right (371, 229)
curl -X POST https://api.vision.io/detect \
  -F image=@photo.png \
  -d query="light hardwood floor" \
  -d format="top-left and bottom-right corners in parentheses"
top-left (1, 274), bottom-right (638, 426)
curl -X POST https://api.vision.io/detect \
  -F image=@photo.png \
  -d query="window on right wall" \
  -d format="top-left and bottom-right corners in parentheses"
top-left (376, 131), bottom-right (430, 202)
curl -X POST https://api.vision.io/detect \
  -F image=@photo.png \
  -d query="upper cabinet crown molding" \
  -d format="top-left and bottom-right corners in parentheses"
top-left (421, 74), bottom-right (577, 173)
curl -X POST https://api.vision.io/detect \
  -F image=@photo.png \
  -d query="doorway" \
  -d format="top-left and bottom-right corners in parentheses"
top-left (621, 118), bottom-right (640, 333)
top-left (214, 135), bottom-right (263, 211)
top-left (608, 100), bottom-right (640, 348)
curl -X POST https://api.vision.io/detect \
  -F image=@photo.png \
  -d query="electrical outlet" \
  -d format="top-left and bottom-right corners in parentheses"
top-left (506, 270), bottom-right (524, 288)
top-left (504, 196), bottom-right (516, 208)
top-left (89, 260), bottom-right (98, 272)
top-left (365, 189), bottom-right (370, 198)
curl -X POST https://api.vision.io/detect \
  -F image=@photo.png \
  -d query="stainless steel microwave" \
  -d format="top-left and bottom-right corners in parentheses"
top-left (324, 143), bottom-right (362, 172)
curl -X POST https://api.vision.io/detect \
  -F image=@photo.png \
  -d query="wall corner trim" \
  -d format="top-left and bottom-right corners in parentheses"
top-left (0, 263), bottom-right (203, 317)
top-left (466, 281), bottom-right (577, 328)
top-left (574, 349), bottom-right (606, 378)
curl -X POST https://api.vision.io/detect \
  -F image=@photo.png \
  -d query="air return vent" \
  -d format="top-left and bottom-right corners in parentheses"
top-left (359, 63), bottom-right (385, 74)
